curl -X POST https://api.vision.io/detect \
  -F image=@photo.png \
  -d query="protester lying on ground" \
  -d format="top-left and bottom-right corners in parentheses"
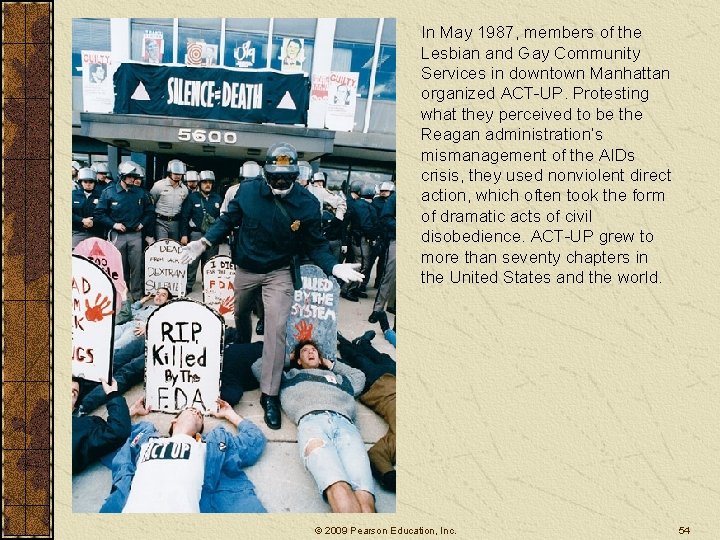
top-left (72, 377), bottom-right (130, 474)
top-left (252, 340), bottom-right (375, 513)
top-left (114, 288), bottom-right (172, 353)
top-left (337, 331), bottom-right (396, 492)
top-left (100, 398), bottom-right (267, 513)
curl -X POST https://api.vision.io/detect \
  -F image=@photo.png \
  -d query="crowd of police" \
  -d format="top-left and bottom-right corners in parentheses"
top-left (71, 143), bottom-right (397, 347)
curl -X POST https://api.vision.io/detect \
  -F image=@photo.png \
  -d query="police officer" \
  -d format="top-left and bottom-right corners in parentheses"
top-left (341, 182), bottom-right (378, 301)
top-left (150, 159), bottom-right (189, 240)
top-left (185, 169), bottom-right (200, 193)
top-left (92, 162), bottom-right (112, 194)
top-left (71, 161), bottom-right (81, 191)
top-left (366, 181), bottom-right (395, 289)
top-left (181, 142), bottom-right (363, 430)
top-left (221, 161), bottom-right (261, 213)
top-left (179, 170), bottom-right (223, 294)
top-left (309, 172), bottom-right (348, 262)
top-left (72, 167), bottom-right (104, 248)
top-left (95, 161), bottom-right (156, 302)
top-left (369, 189), bottom-right (396, 331)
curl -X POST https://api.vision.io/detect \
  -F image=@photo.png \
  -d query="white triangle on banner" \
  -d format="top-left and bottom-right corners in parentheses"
top-left (130, 82), bottom-right (151, 101)
top-left (277, 91), bottom-right (297, 110)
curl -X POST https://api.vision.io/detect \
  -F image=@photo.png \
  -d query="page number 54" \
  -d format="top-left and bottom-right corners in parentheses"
top-left (678, 527), bottom-right (690, 534)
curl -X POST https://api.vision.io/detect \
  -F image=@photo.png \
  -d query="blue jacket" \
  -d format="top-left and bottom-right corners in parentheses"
top-left (204, 179), bottom-right (337, 275)
top-left (72, 187), bottom-right (104, 236)
top-left (179, 191), bottom-right (223, 238)
top-left (100, 420), bottom-right (267, 513)
top-left (95, 181), bottom-right (156, 233)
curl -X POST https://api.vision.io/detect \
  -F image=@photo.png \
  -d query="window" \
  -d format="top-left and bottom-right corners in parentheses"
top-left (224, 19), bottom-right (270, 68)
top-left (178, 18), bottom-right (222, 66)
top-left (72, 19), bottom-right (111, 74)
top-left (269, 19), bottom-right (316, 73)
top-left (131, 19), bottom-right (174, 63)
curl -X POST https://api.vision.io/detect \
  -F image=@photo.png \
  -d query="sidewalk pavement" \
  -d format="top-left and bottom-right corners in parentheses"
top-left (72, 262), bottom-right (396, 513)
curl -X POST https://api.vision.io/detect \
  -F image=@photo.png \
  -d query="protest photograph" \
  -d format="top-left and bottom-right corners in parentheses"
top-left (70, 17), bottom-right (397, 513)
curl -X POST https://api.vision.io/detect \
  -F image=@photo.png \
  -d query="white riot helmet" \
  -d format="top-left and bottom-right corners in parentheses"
top-left (312, 171), bottom-right (327, 186)
top-left (297, 161), bottom-right (313, 184)
top-left (167, 159), bottom-right (187, 175)
top-left (118, 160), bottom-right (143, 179)
top-left (71, 160), bottom-right (81, 172)
top-left (77, 167), bottom-right (96, 183)
top-left (379, 181), bottom-right (395, 193)
top-left (199, 170), bottom-right (215, 182)
top-left (241, 161), bottom-right (261, 179)
top-left (185, 170), bottom-right (200, 183)
top-left (92, 162), bottom-right (110, 174)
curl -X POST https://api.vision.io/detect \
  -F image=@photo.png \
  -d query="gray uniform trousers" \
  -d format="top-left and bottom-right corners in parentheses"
top-left (233, 266), bottom-right (293, 396)
top-left (72, 231), bottom-right (93, 249)
top-left (373, 240), bottom-right (396, 312)
top-left (344, 238), bottom-right (373, 293)
top-left (108, 230), bottom-right (144, 302)
top-left (155, 218), bottom-right (181, 241)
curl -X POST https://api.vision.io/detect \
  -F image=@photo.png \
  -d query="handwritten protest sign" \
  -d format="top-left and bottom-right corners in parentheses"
top-left (74, 237), bottom-right (127, 307)
top-left (145, 299), bottom-right (224, 414)
top-left (286, 264), bottom-right (340, 362)
top-left (325, 71), bottom-right (359, 132)
top-left (203, 255), bottom-right (235, 321)
top-left (72, 255), bottom-right (116, 382)
top-left (144, 239), bottom-right (187, 297)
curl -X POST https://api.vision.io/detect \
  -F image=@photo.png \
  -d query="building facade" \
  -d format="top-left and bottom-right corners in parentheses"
top-left (72, 17), bottom-right (396, 191)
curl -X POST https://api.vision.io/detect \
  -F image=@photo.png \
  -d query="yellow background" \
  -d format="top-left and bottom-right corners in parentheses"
top-left (55, 2), bottom-right (720, 538)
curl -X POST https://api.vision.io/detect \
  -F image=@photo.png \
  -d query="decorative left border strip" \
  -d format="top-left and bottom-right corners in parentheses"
top-left (2, 2), bottom-right (53, 537)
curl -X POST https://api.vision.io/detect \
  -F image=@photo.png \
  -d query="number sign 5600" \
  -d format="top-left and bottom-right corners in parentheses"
top-left (177, 128), bottom-right (238, 144)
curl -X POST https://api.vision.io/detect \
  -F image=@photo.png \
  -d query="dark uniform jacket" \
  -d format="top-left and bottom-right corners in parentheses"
top-left (179, 191), bottom-right (223, 238)
top-left (380, 192), bottom-right (396, 242)
top-left (94, 181), bottom-right (156, 233)
top-left (72, 187), bottom-right (105, 236)
top-left (72, 392), bottom-right (131, 474)
top-left (204, 179), bottom-right (337, 275)
top-left (346, 197), bottom-right (379, 245)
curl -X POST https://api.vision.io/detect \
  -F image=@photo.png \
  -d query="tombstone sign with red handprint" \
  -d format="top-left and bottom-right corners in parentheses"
top-left (203, 255), bottom-right (235, 322)
top-left (72, 255), bottom-right (116, 382)
top-left (285, 264), bottom-right (340, 362)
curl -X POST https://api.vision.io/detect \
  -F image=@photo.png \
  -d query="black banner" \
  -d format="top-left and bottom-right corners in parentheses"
top-left (113, 63), bottom-right (310, 125)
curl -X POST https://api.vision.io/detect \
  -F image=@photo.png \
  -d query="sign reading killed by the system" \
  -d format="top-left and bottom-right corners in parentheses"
top-left (74, 237), bottom-right (127, 307)
top-left (203, 255), bottom-right (235, 321)
top-left (114, 63), bottom-right (310, 125)
top-left (72, 255), bottom-right (116, 383)
top-left (145, 299), bottom-right (224, 414)
top-left (144, 239), bottom-right (187, 298)
top-left (285, 264), bottom-right (340, 363)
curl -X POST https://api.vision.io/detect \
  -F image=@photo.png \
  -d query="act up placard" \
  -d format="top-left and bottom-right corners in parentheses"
top-left (72, 255), bottom-right (116, 382)
top-left (145, 299), bottom-right (224, 414)
top-left (285, 264), bottom-right (340, 362)
top-left (203, 255), bottom-right (235, 322)
top-left (144, 239), bottom-right (188, 297)
top-left (74, 237), bottom-right (127, 307)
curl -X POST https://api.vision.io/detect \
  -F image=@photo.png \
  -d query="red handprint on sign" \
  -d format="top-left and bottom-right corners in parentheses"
top-left (85, 293), bottom-right (113, 322)
top-left (218, 295), bottom-right (235, 315)
top-left (294, 320), bottom-right (314, 342)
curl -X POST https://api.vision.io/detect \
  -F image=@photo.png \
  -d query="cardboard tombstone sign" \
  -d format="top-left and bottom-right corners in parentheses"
top-left (72, 255), bottom-right (116, 382)
top-left (144, 299), bottom-right (224, 414)
top-left (202, 255), bottom-right (235, 321)
top-left (144, 239), bottom-right (188, 298)
top-left (285, 264), bottom-right (340, 363)
top-left (73, 237), bottom-right (127, 307)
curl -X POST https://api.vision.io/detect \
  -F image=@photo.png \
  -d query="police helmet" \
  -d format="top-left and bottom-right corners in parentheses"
top-left (167, 159), bottom-right (187, 175)
top-left (380, 181), bottom-right (395, 192)
top-left (350, 180), bottom-right (364, 194)
top-left (71, 160), bottom-right (81, 171)
top-left (360, 184), bottom-right (376, 199)
top-left (199, 170), bottom-right (215, 182)
top-left (185, 170), bottom-right (200, 183)
top-left (265, 142), bottom-right (299, 191)
top-left (118, 160), bottom-right (142, 178)
top-left (312, 171), bottom-right (327, 185)
top-left (92, 162), bottom-right (110, 174)
top-left (77, 167), bottom-right (97, 182)
top-left (241, 161), bottom-right (261, 179)
top-left (297, 161), bottom-right (313, 182)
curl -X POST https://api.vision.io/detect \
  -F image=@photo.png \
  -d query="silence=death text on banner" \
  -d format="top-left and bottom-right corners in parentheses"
top-left (113, 63), bottom-right (310, 124)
